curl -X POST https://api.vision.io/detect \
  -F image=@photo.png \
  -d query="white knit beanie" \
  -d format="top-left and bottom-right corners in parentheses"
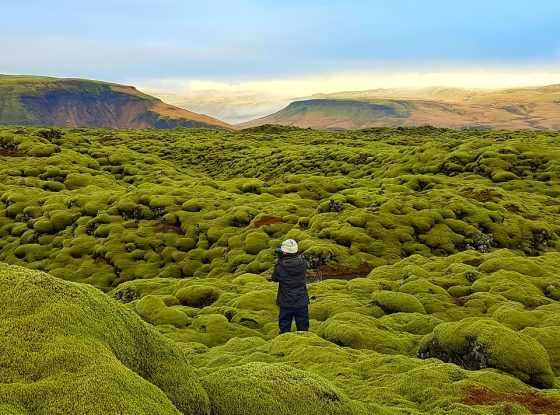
top-left (280, 239), bottom-right (298, 254)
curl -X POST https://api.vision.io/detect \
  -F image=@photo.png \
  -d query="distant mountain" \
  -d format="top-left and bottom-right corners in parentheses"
top-left (240, 85), bottom-right (560, 130)
top-left (0, 75), bottom-right (230, 129)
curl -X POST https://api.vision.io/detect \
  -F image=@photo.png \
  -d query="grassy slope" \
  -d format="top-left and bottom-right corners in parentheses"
top-left (1, 126), bottom-right (560, 413)
top-left (0, 74), bottom-right (230, 129)
top-left (242, 84), bottom-right (560, 130)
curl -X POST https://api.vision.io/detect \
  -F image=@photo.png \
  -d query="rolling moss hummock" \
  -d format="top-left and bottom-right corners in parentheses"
top-left (1, 126), bottom-right (559, 290)
top-left (202, 362), bottom-right (365, 415)
top-left (417, 318), bottom-right (555, 388)
top-left (2, 125), bottom-right (560, 413)
top-left (0, 263), bottom-right (210, 415)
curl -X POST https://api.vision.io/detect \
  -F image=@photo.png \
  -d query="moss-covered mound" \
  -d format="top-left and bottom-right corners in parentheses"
top-left (2, 126), bottom-right (560, 414)
top-left (1, 126), bottom-right (559, 290)
top-left (0, 263), bottom-right (210, 415)
top-left (418, 318), bottom-right (554, 388)
top-left (202, 362), bottom-right (363, 415)
top-left (370, 290), bottom-right (426, 314)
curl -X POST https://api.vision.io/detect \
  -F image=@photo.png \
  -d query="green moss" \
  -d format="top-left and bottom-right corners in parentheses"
top-left (243, 230), bottom-right (270, 255)
top-left (370, 291), bottom-right (426, 314)
top-left (492, 305), bottom-right (546, 331)
top-left (0, 263), bottom-right (209, 414)
top-left (13, 244), bottom-right (50, 262)
top-left (182, 198), bottom-right (207, 212)
top-left (479, 255), bottom-right (549, 278)
top-left (227, 206), bottom-right (257, 227)
top-left (175, 285), bottom-right (221, 308)
top-left (32, 219), bottom-right (53, 234)
top-left (471, 270), bottom-right (549, 307)
top-left (522, 326), bottom-right (560, 375)
top-left (168, 313), bottom-right (261, 347)
top-left (180, 259), bottom-right (203, 277)
top-left (419, 223), bottom-right (464, 254)
top-left (399, 279), bottom-right (449, 297)
top-left (135, 295), bottom-right (189, 327)
top-left (9, 223), bottom-right (28, 237)
top-left (418, 318), bottom-right (554, 388)
top-left (378, 313), bottom-right (442, 335)
top-left (149, 195), bottom-right (176, 209)
top-left (26, 143), bottom-right (59, 157)
top-left (42, 180), bottom-right (65, 192)
top-left (318, 312), bottom-right (417, 354)
top-left (176, 237), bottom-right (196, 251)
top-left (447, 285), bottom-right (472, 297)
top-left (230, 289), bottom-right (278, 313)
top-left (202, 362), bottom-right (362, 415)
top-left (48, 210), bottom-right (76, 231)
top-left (236, 178), bottom-right (264, 194)
top-left (64, 173), bottom-right (94, 189)
top-left (2, 126), bottom-right (560, 414)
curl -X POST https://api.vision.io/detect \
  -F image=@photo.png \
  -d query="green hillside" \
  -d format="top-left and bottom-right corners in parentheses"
top-left (0, 74), bottom-right (230, 129)
top-left (1, 125), bottom-right (560, 413)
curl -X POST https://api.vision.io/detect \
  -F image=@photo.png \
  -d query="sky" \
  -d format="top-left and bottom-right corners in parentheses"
top-left (2, 0), bottom-right (560, 96)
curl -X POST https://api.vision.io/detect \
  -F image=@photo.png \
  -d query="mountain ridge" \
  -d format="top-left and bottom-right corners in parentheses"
top-left (240, 84), bottom-right (560, 130)
top-left (0, 74), bottom-right (230, 129)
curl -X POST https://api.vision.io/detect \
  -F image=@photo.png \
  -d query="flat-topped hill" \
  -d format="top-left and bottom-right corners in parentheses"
top-left (0, 75), bottom-right (230, 129)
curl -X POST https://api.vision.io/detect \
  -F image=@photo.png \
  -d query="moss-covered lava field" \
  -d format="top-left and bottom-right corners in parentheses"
top-left (1, 125), bottom-right (560, 414)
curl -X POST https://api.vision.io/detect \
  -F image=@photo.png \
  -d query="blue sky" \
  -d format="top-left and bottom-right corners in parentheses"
top-left (2, 0), bottom-right (560, 89)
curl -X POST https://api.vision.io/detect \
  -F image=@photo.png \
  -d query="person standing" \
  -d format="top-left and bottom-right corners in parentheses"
top-left (271, 239), bottom-right (309, 334)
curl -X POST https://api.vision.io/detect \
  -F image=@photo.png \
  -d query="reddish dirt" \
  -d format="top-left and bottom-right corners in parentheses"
top-left (254, 216), bottom-right (284, 227)
top-left (0, 148), bottom-right (23, 157)
top-left (452, 296), bottom-right (469, 306)
top-left (463, 386), bottom-right (560, 414)
top-left (504, 203), bottom-right (523, 214)
top-left (462, 188), bottom-right (501, 202)
top-left (312, 263), bottom-right (373, 280)
top-left (155, 223), bottom-right (183, 234)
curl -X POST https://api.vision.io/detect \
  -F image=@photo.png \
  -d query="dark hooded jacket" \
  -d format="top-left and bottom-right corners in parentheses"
top-left (271, 253), bottom-right (308, 308)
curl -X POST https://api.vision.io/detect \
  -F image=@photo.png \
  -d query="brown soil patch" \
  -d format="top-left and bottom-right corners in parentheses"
top-left (254, 216), bottom-right (283, 227)
top-left (463, 386), bottom-right (560, 414)
top-left (504, 203), bottom-right (523, 213)
top-left (0, 148), bottom-right (23, 157)
top-left (452, 296), bottom-right (469, 306)
top-left (155, 223), bottom-right (183, 234)
top-left (310, 263), bottom-right (372, 280)
top-left (462, 188), bottom-right (502, 202)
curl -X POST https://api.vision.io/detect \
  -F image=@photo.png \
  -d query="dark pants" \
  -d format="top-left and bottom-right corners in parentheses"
top-left (279, 306), bottom-right (309, 334)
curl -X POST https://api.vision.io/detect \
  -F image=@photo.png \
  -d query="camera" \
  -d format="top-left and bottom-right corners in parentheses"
top-left (274, 247), bottom-right (284, 257)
